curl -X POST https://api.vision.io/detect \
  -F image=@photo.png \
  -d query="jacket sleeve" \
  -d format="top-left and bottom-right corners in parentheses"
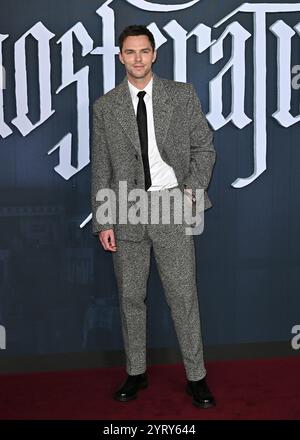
top-left (91, 100), bottom-right (114, 235)
top-left (183, 84), bottom-right (216, 197)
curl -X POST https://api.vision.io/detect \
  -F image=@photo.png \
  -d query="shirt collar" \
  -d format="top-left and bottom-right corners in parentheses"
top-left (128, 76), bottom-right (153, 100)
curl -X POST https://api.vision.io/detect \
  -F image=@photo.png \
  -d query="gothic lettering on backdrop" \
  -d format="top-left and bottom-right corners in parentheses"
top-left (0, 1), bottom-right (299, 227)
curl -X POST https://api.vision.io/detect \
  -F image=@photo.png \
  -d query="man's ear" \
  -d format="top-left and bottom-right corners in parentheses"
top-left (118, 52), bottom-right (124, 64)
top-left (152, 50), bottom-right (157, 63)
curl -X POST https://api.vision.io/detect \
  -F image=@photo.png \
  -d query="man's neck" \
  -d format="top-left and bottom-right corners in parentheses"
top-left (127, 73), bottom-right (153, 90)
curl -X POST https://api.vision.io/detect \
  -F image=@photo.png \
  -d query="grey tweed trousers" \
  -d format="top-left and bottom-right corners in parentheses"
top-left (112, 188), bottom-right (207, 381)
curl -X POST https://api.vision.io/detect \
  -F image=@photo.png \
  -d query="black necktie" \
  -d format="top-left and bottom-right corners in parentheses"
top-left (136, 91), bottom-right (152, 191)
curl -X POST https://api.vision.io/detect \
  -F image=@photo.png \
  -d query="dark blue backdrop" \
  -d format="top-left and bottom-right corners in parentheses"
top-left (0, 0), bottom-right (299, 359)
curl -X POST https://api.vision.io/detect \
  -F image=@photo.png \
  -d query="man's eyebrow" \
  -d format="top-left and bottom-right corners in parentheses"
top-left (124, 48), bottom-right (151, 52)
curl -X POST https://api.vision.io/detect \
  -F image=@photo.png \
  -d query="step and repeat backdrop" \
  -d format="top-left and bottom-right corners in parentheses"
top-left (0, 0), bottom-right (300, 357)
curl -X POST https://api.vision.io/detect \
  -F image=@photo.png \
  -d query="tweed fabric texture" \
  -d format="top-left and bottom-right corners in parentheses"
top-left (112, 189), bottom-right (207, 381)
top-left (91, 73), bottom-right (216, 241)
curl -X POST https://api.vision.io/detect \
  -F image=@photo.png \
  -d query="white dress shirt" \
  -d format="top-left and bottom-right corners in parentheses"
top-left (128, 77), bottom-right (178, 191)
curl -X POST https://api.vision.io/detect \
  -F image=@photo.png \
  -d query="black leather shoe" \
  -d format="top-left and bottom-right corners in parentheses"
top-left (114, 373), bottom-right (148, 402)
top-left (186, 378), bottom-right (216, 408)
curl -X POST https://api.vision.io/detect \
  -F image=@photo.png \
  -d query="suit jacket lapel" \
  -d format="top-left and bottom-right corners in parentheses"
top-left (114, 76), bottom-right (141, 153)
top-left (152, 73), bottom-right (173, 156)
top-left (114, 73), bottom-right (174, 156)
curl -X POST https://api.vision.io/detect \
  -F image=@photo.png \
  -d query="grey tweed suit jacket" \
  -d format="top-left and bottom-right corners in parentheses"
top-left (91, 72), bottom-right (216, 241)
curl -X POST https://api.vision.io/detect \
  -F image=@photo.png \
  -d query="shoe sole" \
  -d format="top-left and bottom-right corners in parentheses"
top-left (186, 385), bottom-right (216, 409)
top-left (114, 381), bottom-right (148, 402)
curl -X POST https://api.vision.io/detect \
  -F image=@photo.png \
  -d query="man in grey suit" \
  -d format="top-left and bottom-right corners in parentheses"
top-left (91, 25), bottom-right (216, 408)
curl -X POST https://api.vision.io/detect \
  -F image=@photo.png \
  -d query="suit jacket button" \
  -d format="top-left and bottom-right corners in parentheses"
top-left (134, 179), bottom-right (137, 185)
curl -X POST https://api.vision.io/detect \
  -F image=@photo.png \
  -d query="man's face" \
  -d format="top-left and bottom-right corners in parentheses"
top-left (119, 35), bottom-right (157, 81)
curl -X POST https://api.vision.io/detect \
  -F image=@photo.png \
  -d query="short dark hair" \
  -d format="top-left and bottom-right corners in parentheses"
top-left (118, 25), bottom-right (155, 52)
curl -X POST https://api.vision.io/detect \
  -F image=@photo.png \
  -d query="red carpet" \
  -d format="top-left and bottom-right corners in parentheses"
top-left (0, 357), bottom-right (300, 419)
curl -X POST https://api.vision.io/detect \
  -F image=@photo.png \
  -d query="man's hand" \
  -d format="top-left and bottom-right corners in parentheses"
top-left (98, 229), bottom-right (117, 252)
top-left (184, 187), bottom-right (196, 207)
